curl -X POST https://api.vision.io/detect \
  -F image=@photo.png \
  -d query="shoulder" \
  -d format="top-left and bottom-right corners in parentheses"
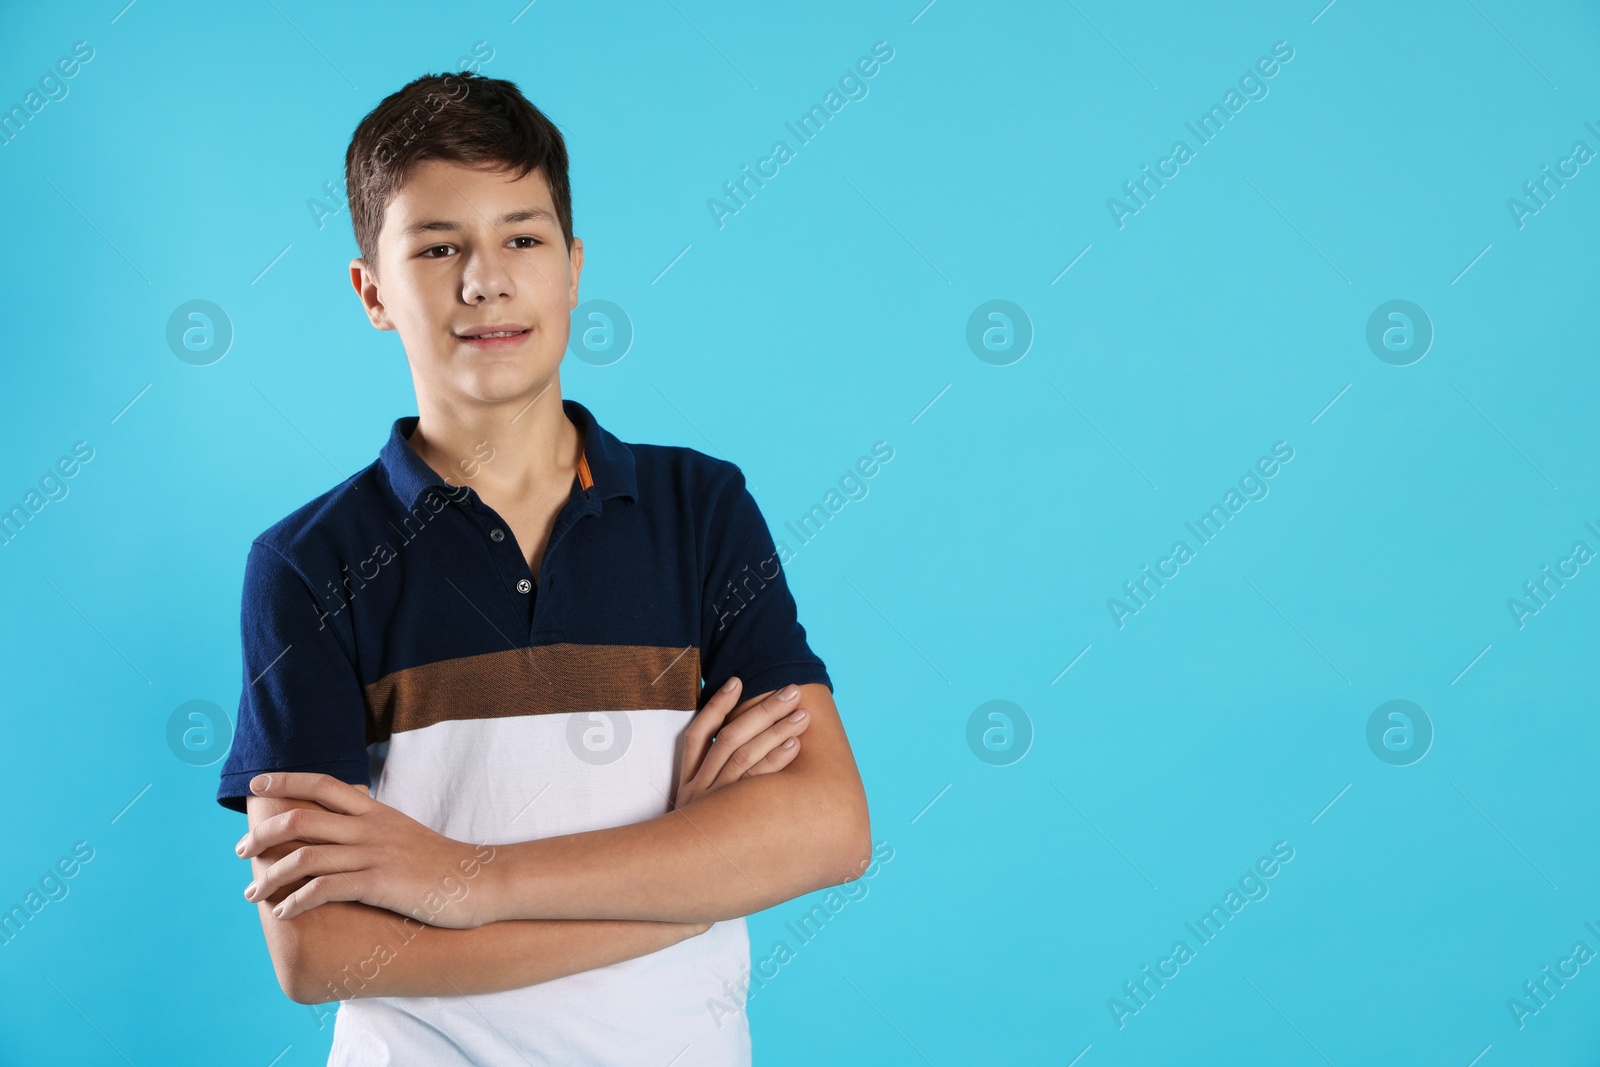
top-left (625, 440), bottom-right (745, 508)
top-left (248, 459), bottom-right (388, 575)
top-left (615, 441), bottom-right (765, 577)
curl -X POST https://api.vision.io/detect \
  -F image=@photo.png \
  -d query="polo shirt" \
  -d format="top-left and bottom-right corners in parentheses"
top-left (216, 397), bottom-right (832, 1067)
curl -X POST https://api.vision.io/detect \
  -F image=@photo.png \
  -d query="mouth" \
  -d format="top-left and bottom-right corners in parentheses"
top-left (456, 326), bottom-right (532, 348)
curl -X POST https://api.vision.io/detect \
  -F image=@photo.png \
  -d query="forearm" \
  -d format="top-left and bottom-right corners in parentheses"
top-left (485, 769), bottom-right (868, 924)
top-left (244, 790), bottom-right (707, 1003)
top-left (264, 897), bottom-right (705, 1003)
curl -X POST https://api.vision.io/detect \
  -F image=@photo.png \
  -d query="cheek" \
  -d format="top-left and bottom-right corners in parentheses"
top-left (526, 256), bottom-right (570, 296)
top-left (530, 275), bottom-right (574, 333)
top-left (545, 319), bottom-right (571, 354)
top-left (410, 290), bottom-right (466, 353)
top-left (385, 279), bottom-right (436, 327)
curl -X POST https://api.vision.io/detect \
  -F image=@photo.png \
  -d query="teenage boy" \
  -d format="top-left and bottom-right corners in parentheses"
top-left (217, 71), bottom-right (870, 1066)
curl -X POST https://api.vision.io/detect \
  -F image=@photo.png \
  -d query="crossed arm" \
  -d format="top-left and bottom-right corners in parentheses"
top-left (238, 681), bottom-right (870, 1004)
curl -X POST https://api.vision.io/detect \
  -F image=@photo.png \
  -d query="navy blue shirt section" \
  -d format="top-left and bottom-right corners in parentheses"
top-left (217, 399), bottom-right (831, 814)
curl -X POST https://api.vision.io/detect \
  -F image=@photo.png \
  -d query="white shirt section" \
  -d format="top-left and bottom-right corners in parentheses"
top-left (327, 708), bottom-right (753, 1066)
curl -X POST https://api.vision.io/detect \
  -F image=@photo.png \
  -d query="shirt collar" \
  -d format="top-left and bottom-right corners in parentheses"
top-left (379, 397), bottom-right (637, 512)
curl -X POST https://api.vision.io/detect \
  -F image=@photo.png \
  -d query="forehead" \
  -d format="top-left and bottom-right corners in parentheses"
top-left (381, 159), bottom-right (555, 238)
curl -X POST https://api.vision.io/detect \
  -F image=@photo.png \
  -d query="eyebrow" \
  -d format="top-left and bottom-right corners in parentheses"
top-left (399, 208), bottom-right (557, 238)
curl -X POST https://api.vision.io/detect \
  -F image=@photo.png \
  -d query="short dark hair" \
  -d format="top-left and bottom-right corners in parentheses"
top-left (343, 71), bottom-right (573, 275)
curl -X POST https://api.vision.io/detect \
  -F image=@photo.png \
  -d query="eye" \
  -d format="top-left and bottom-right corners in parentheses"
top-left (510, 236), bottom-right (542, 249)
top-left (420, 244), bottom-right (455, 259)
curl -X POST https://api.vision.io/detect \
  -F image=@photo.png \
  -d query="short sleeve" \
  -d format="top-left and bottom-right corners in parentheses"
top-left (699, 467), bottom-right (832, 705)
top-left (215, 541), bottom-right (373, 814)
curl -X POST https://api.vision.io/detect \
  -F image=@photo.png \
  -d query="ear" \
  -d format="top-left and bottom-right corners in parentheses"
top-left (349, 258), bottom-right (393, 330)
top-left (567, 236), bottom-right (584, 310)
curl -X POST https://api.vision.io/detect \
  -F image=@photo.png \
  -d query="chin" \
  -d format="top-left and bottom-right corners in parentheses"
top-left (457, 364), bottom-right (554, 405)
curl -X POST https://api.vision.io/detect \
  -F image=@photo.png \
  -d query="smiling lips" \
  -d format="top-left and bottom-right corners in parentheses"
top-left (457, 324), bottom-right (531, 349)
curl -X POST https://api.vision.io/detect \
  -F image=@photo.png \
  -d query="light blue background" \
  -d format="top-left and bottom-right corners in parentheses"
top-left (2, 0), bottom-right (1598, 1063)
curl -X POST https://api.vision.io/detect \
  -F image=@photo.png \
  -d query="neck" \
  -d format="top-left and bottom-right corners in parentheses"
top-left (409, 375), bottom-right (582, 500)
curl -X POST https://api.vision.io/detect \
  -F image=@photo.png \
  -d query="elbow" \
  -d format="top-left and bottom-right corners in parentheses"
top-left (279, 933), bottom-right (369, 1006)
top-left (281, 953), bottom-right (350, 1006)
top-left (289, 984), bottom-right (342, 1007)
top-left (271, 941), bottom-right (328, 1005)
top-left (270, 903), bottom-right (410, 1004)
top-left (845, 815), bottom-right (874, 879)
top-left (282, 958), bottom-right (341, 1006)
top-left (261, 911), bottom-right (341, 1005)
top-left (824, 796), bottom-right (874, 887)
top-left (268, 947), bottom-right (312, 1005)
top-left (283, 976), bottom-right (324, 1007)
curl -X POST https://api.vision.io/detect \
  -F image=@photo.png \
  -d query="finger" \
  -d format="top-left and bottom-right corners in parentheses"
top-left (675, 730), bottom-right (803, 810)
top-left (237, 806), bottom-right (359, 859)
top-left (247, 843), bottom-right (363, 904)
top-left (689, 687), bottom-right (806, 793)
top-left (687, 687), bottom-right (803, 791)
top-left (745, 734), bottom-right (802, 776)
top-left (688, 677), bottom-right (744, 745)
top-left (248, 772), bottom-right (374, 816)
top-left (709, 709), bottom-right (809, 790)
top-left (680, 677), bottom-right (743, 790)
top-left (269, 873), bottom-right (366, 922)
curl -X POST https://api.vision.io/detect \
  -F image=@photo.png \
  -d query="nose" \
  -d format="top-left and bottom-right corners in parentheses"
top-left (461, 244), bottom-right (516, 303)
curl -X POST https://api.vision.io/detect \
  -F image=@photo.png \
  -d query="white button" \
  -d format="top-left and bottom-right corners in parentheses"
top-left (516, 578), bottom-right (533, 594)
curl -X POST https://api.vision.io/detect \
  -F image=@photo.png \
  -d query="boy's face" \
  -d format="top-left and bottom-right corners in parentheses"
top-left (350, 159), bottom-right (583, 412)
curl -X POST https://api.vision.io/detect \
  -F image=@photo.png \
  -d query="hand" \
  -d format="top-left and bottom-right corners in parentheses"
top-left (675, 678), bottom-right (811, 810)
top-left (235, 772), bottom-right (496, 928)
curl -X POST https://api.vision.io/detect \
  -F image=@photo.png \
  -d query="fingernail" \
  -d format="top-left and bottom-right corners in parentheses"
top-left (244, 884), bottom-right (256, 900)
top-left (778, 685), bottom-right (799, 700)
top-left (273, 905), bottom-right (285, 918)
top-left (250, 774), bottom-right (271, 793)
top-left (788, 709), bottom-right (806, 721)
top-left (722, 677), bottom-right (739, 693)
top-left (235, 839), bottom-right (246, 856)
top-left (782, 738), bottom-right (796, 748)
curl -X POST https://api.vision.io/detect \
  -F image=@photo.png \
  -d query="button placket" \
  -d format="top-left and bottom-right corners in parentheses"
top-left (464, 498), bottom-right (536, 626)
top-left (523, 492), bottom-right (600, 636)
top-left (464, 480), bottom-right (600, 637)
